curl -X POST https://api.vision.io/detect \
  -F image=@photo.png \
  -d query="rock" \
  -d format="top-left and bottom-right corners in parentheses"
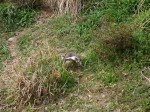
top-left (7, 37), bottom-right (16, 45)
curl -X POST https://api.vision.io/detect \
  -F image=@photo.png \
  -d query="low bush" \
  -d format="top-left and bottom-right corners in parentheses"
top-left (101, 23), bottom-right (133, 52)
top-left (94, 18), bottom-right (149, 63)
top-left (0, 4), bottom-right (36, 31)
top-left (93, 20), bottom-right (133, 59)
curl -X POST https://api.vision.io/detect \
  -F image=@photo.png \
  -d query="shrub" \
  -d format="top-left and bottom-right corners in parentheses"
top-left (0, 4), bottom-right (36, 31)
top-left (94, 20), bottom-right (133, 59)
top-left (93, 14), bottom-right (149, 62)
top-left (103, 24), bottom-right (133, 51)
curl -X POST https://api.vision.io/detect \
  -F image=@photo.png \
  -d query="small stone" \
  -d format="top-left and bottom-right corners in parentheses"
top-left (75, 109), bottom-right (80, 112)
top-left (11, 52), bottom-right (17, 57)
top-left (8, 37), bottom-right (16, 43)
top-left (101, 94), bottom-right (106, 98)
top-left (45, 107), bottom-right (48, 111)
top-left (7, 37), bottom-right (16, 45)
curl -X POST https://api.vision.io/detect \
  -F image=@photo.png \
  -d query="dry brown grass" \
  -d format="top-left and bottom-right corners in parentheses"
top-left (0, 38), bottom-right (75, 111)
top-left (57, 0), bottom-right (82, 16)
top-left (15, 51), bottom-right (59, 107)
top-left (103, 24), bottom-right (133, 51)
top-left (94, 17), bottom-right (134, 58)
top-left (45, 0), bottom-right (82, 16)
top-left (12, 0), bottom-right (82, 16)
top-left (14, 45), bottom-right (60, 108)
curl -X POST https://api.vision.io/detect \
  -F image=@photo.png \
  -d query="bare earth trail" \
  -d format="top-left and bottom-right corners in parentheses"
top-left (0, 29), bottom-right (30, 89)
top-left (0, 11), bottom-right (53, 89)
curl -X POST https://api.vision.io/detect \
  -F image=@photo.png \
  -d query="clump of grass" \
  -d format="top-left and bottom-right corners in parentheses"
top-left (117, 82), bottom-right (150, 111)
top-left (102, 23), bottom-right (133, 51)
top-left (0, 3), bottom-right (36, 31)
top-left (0, 43), bottom-right (10, 69)
top-left (2, 42), bottom-right (77, 111)
top-left (101, 72), bottom-right (118, 85)
top-left (17, 33), bottom-right (33, 56)
top-left (93, 15), bottom-right (149, 63)
top-left (82, 50), bottom-right (100, 72)
top-left (93, 20), bottom-right (133, 59)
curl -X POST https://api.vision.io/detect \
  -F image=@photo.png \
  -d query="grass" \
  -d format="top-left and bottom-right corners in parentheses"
top-left (0, 3), bottom-right (36, 32)
top-left (0, 0), bottom-right (150, 111)
top-left (0, 32), bottom-right (13, 70)
top-left (0, 42), bottom-right (9, 69)
top-left (0, 2), bottom-right (36, 68)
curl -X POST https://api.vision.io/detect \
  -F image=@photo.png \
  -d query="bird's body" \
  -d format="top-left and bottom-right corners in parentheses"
top-left (61, 52), bottom-right (82, 70)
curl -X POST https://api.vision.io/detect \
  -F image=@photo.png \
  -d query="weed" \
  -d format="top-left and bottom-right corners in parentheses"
top-left (0, 4), bottom-right (36, 31)
top-left (140, 98), bottom-right (150, 111)
top-left (102, 23), bottom-right (133, 51)
top-left (82, 50), bottom-right (99, 72)
top-left (101, 72), bottom-right (118, 85)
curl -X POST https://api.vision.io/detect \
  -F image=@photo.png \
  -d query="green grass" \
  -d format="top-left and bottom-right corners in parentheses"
top-left (0, 42), bottom-right (9, 69)
top-left (0, 2), bottom-right (36, 69)
top-left (0, 0), bottom-right (150, 111)
top-left (0, 32), bottom-right (12, 70)
top-left (0, 3), bottom-right (36, 32)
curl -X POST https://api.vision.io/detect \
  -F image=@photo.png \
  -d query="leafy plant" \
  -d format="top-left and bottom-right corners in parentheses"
top-left (0, 4), bottom-right (36, 31)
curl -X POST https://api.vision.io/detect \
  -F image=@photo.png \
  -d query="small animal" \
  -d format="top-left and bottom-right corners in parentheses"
top-left (61, 52), bottom-right (82, 70)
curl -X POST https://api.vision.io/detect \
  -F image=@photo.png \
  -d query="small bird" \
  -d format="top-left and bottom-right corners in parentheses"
top-left (61, 52), bottom-right (82, 70)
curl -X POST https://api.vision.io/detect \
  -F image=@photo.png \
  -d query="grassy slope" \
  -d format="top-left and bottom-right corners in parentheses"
top-left (0, 2), bottom-right (36, 70)
top-left (0, 0), bottom-right (150, 111)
